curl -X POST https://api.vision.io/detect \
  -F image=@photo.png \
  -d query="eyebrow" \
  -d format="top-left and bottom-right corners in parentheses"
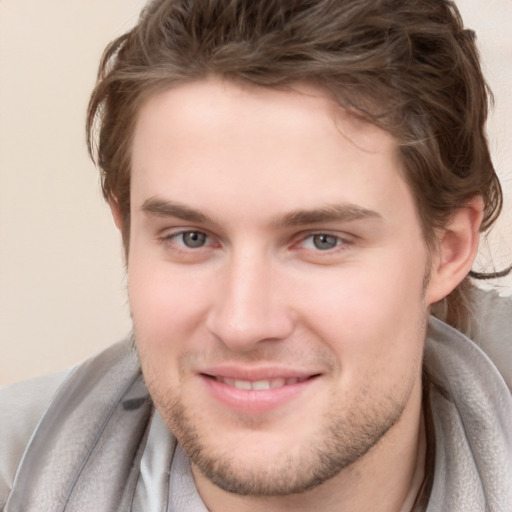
top-left (141, 197), bottom-right (382, 228)
top-left (272, 204), bottom-right (382, 228)
top-left (141, 197), bottom-right (216, 224)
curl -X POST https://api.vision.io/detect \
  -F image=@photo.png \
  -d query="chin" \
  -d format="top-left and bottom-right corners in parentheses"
top-left (156, 389), bottom-right (407, 497)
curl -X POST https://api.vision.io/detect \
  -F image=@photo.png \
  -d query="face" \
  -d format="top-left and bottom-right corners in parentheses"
top-left (127, 78), bottom-right (431, 497)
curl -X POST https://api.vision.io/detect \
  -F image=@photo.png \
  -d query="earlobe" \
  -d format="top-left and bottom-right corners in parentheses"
top-left (425, 196), bottom-right (484, 305)
top-left (109, 197), bottom-right (124, 231)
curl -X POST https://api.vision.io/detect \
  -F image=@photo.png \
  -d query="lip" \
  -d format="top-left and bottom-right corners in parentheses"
top-left (199, 366), bottom-right (320, 414)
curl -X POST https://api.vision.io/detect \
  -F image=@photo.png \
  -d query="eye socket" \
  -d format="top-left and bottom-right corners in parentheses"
top-left (180, 231), bottom-right (207, 248)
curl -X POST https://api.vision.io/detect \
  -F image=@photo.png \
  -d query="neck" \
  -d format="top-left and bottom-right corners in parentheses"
top-left (192, 378), bottom-right (426, 512)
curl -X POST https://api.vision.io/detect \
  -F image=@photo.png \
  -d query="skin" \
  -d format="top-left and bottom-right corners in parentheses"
top-left (118, 78), bottom-right (482, 512)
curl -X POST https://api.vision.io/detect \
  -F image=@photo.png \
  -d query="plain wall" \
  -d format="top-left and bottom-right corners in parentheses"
top-left (1, 0), bottom-right (511, 386)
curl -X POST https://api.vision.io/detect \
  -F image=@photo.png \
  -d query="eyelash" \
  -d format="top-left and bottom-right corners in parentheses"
top-left (158, 230), bottom-right (214, 250)
top-left (298, 233), bottom-right (352, 252)
top-left (157, 229), bottom-right (355, 255)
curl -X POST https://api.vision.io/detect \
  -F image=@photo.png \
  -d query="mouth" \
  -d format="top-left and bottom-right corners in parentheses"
top-left (199, 371), bottom-right (321, 414)
top-left (205, 375), bottom-right (312, 390)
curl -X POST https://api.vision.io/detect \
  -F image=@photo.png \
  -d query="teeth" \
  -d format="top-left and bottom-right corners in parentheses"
top-left (216, 377), bottom-right (306, 390)
top-left (234, 380), bottom-right (252, 390)
top-left (252, 380), bottom-right (271, 390)
top-left (270, 378), bottom-right (285, 389)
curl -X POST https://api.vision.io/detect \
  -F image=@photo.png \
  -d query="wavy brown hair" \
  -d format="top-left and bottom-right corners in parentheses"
top-left (87, 0), bottom-right (505, 332)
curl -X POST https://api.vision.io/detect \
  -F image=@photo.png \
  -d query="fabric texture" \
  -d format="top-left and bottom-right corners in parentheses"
top-left (2, 341), bottom-right (152, 512)
top-left (0, 290), bottom-right (511, 511)
top-left (0, 369), bottom-right (71, 508)
top-left (426, 317), bottom-right (512, 511)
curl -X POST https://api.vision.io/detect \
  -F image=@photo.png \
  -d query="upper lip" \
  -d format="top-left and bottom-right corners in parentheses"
top-left (199, 365), bottom-right (320, 381)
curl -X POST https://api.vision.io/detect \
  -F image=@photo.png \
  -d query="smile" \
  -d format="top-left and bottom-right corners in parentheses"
top-left (201, 372), bottom-right (320, 414)
top-left (213, 376), bottom-right (310, 390)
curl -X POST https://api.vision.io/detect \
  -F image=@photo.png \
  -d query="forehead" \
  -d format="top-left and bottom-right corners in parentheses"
top-left (132, 78), bottom-right (395, 162)
top-left (130, 78), bottom-right (413, 225)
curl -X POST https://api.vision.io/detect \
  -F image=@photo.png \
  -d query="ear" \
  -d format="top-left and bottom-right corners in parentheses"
top-left (109, 197), bottom-right (123, 232)
top-left (425, 196), bottom-right (484, 305)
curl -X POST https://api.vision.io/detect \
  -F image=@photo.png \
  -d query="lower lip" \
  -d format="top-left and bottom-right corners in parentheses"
top-left (201, 375), bottom-right (318, 414)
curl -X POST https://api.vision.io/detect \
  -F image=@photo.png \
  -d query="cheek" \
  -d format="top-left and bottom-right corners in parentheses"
top-left (304, 261), bottom-right (424, 325)
top-left (298, 254), bottom-right (427, 372)
top-left (127, 257), bottom-right (212, 359)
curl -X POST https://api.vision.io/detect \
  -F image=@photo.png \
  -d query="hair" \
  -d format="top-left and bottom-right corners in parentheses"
top-left (87, 0), bottom-right (506, 332)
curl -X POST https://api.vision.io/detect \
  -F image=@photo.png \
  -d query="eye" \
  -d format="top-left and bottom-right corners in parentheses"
top-left (302, 233), bottom-right (342, 251)
top-left (312, 234), bottom-right (339, 250)
top-left (159, 230), bottom-right (211, 250)
top-left (156, 228), bottom-right (218, 262)
top-left (177, 231), bottom-right (208, 248)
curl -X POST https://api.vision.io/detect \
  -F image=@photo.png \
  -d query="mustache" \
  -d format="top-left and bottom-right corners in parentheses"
top-left (177, 344), bottom-right (337, 374)
top-left (131, 330), bottom-right (337, 372)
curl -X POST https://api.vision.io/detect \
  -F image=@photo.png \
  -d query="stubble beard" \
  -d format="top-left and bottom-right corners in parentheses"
top-left (141, 310), bottom-right (426, 498)
top-left (150, 382), bottom-right (409, 497)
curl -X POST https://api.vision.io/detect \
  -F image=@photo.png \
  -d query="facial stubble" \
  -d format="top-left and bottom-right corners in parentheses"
top-left (139, 291), bottom-right (428, 498)
top-left (147, 371), bottom-right (415, 497)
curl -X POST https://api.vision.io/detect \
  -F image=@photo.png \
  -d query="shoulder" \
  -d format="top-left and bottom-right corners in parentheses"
top-left (468, 287), bottom-right (512, 389)
top-left (0, 340), bottom-right (142, 508)
top-left (0, 370), bottom-right (71, 506)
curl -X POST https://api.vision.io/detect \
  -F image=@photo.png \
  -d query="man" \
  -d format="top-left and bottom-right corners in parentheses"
top-left (1, 0), bottom-right (511, 510)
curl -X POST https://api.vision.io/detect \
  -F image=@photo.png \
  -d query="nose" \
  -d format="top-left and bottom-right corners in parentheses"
top-left (205, 251), bottom-right (294, 351)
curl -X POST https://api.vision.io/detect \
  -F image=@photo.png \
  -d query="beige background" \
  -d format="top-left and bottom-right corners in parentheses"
top-left (1, 0), bottom-right (511, 386)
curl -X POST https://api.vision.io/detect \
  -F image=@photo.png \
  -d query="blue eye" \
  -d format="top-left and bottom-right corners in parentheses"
top-left (179, 231), bottom-right (207, 248)
top-left (310, 234), bottom-right (339, 250)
